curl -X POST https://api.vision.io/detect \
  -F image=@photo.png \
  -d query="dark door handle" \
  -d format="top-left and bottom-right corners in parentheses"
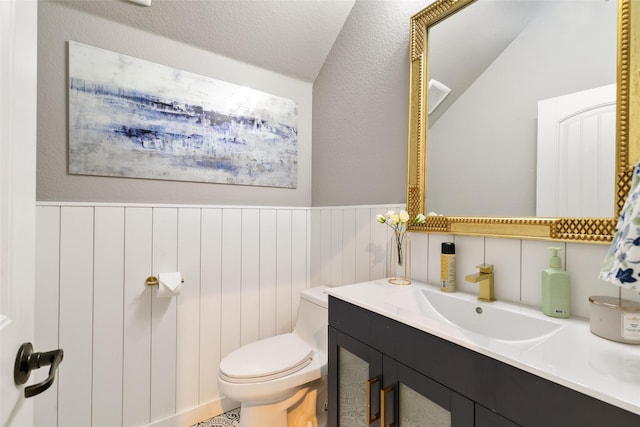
top-left (14, 342), bottom-right (64, 398)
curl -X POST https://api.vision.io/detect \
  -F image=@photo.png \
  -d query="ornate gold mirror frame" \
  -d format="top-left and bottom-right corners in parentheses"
top-left (407, 0), bottom-right (638, 243)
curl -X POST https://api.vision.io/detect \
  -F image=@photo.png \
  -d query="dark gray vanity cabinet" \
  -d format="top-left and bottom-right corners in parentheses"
top-left (328, 296), bottom-right (640, 427)
top-left (329, 327), bottom-right (475, 426)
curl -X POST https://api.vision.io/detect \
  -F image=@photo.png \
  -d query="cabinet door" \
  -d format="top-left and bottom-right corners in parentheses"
top-left (382, 355), bottom-right (474, 427)
top-left (329, 327), bottom-right (383, 426)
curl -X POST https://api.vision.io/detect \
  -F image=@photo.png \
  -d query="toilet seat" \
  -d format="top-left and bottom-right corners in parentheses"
top-left (219, 333), bottom-right (314, 384)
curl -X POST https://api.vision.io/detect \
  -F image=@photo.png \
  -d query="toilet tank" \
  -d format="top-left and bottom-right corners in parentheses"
top-left (293, 286), bottom-right (329, 357)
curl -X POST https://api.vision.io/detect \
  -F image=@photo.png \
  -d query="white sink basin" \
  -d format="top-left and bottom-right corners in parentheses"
top-left (420, 288), bottom-right (563, 341)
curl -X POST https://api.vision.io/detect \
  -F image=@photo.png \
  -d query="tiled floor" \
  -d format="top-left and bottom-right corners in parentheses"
top-left (192, 407), bottom-right (240, 427)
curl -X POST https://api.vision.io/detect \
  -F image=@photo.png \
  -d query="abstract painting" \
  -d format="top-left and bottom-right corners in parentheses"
top-left (68, 41), bottom-right (298, 188)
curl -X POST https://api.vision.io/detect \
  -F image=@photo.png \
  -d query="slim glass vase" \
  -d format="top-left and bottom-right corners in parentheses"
top-left (388, 233), bottom-right (411, 285)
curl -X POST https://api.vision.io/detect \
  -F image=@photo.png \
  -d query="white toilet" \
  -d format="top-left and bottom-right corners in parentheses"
top-left (218, 286), bottom-right (329, 427)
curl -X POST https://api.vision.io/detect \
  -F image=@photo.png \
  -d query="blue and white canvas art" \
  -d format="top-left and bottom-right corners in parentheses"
top-left (68, 41), bottom-right (298, 188)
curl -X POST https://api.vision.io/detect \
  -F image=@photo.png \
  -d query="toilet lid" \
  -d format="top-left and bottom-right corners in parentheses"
top-left (219, 333), bottom-right (314, 383)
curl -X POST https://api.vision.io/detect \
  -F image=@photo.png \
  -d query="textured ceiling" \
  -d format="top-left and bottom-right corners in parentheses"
top-left (53, 0), bottom-right (356, 81)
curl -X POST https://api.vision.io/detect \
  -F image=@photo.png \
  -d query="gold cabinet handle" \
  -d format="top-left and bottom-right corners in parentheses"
top-left (366, 377), bottom-right (380, 424)
top-left (380, 385), bottom-right (394, 427)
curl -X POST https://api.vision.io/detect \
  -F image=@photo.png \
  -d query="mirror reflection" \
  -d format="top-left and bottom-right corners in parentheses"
top-left (425, 0), bottom-right (617, 218)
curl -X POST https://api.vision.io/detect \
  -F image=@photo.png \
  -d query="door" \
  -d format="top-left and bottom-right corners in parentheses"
top-left (1, 0), bottom-right (38, 426)
top-left (329, 327), bottom-right (383, 426)
top-left (382, 356), bottom-right (474, 427)
top-left (536, 84), bottom-right (616, 217)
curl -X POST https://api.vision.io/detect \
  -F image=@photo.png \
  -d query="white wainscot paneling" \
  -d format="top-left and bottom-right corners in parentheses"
top-left (58, 206), bottom-right (94, 427)
top-left (177, 208), bottom-right (202, 413)
top-left (330, 209), bottom-right (343, 287)
top-left (35, 206), bottom-right (61, 427)
top-left (259, 209), bottom-right (277, 339)
top-left (241, 209), bottom-right (260, 346)
top-left (341, 208), bottom-right (356, 286)
top-left (93, 207), bottom-right (125, 427)
top-left (319, 208), bottom-right (332, 286)
top-left (220, 208), bottom-right (242, 359)
top-left (291, 209), bottom-right (308, 325)
top-left (309, 208), bottom-right (322, 287)
top-left (521, 239), bottom-right (559, 309)
top-left (410, 232), bottom-right (428, 284)
top-left (199, 208), bottom-right (223, 404)
top-left (453, 235), bottom-right (485, 294)
top-left (123, 207), bottom-right (153, 426)
top-left (151, 208), bottom-right (179, 422)
top-left (354, 208), bottom-right (372, 283)
top-left (35, 203), bottom-right (312, 427)
top-left (309, 205), bottom-right (404, 288)
top-left (485, 238), bottom-right (521, 303)
top-left (277, 210), bottom-right (293, 333)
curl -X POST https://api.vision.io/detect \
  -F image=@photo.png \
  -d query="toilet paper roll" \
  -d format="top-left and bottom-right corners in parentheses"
top-left (157, 272), bottom-right (182, 298)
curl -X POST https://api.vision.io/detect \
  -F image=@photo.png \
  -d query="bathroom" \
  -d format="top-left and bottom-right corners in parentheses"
top-left (2, 0), bottom-right (639, 426)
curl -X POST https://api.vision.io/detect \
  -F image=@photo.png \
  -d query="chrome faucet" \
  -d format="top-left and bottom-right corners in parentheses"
top-left (465, 264), bottom-right (495, 302)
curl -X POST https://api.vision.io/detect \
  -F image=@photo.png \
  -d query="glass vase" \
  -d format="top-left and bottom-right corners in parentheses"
top-left (388, 233), bottom-right (411, 285)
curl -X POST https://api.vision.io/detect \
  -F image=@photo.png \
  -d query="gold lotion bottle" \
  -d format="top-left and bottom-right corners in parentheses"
top-left (441, 242), bottom-right (456, 292)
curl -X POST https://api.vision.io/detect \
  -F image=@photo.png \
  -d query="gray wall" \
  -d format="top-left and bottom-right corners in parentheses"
top-left (38, 0), bottom-right (432, 208)
top-left (37, 1), bottom-right (312, 206)
top-left (312, 0), bottom-right (426, 207)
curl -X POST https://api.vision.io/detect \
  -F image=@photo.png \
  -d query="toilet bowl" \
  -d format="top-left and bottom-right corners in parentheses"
top-left (218, 286), bottom-right (329, 427)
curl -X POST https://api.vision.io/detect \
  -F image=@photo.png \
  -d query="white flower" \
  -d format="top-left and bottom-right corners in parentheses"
top-left (376, 210), bottom-right (425, 234)
top-left (376, 209), bottom-right (425, 269)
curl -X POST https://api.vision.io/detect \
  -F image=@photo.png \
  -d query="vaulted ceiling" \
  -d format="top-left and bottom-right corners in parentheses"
top-left (52, 0), bottom-right (356, 82)
top-left (50, 0), bottom-right (550, 107)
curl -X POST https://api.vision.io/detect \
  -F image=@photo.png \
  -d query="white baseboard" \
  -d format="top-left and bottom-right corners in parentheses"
top-left (146, 397), bottom-right (240, 427)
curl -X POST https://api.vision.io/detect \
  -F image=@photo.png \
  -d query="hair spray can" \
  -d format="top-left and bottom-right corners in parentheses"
top-left (441, 242), bottom-right (456, 292)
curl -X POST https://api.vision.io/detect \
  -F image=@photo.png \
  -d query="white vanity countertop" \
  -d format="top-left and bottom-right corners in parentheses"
top-left (326, 279), bottom-right (640, 416)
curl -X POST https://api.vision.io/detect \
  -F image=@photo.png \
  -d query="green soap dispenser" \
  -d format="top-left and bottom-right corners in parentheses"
top-left (542, 247), bottom-right (570, 318)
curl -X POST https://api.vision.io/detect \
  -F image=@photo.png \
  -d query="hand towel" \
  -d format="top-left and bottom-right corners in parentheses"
top-left (600, 161), bottom-right (640, 292)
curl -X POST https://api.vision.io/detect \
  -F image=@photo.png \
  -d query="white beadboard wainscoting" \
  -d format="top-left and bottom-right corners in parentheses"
top-left (309, 205), bottom-right (405, 288)
top-left (35, 203), bottom-right (313, 427)
top-left (35, 203), bottom-right (631, 427)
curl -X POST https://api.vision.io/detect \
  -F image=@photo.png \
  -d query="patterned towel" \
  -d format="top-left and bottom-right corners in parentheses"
top-left (600, 161), bottom-right (640, 292)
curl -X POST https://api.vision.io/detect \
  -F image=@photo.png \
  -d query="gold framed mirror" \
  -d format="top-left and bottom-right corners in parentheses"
top-left (407, 0), bottom-right (638, 243)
